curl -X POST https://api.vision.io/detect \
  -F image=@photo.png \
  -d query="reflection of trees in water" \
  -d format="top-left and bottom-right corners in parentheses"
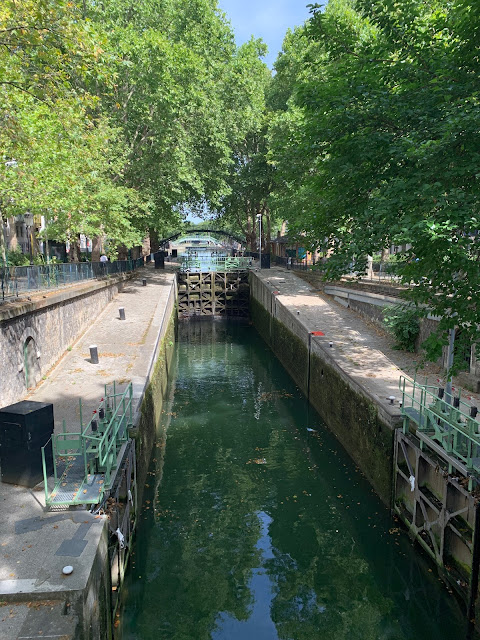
top-left (134, 439), bottom-right (264, 639)
top-left (265, 538), bottom-right (398, 640)
top-left (263, 427), bottom-right (466, 640)
top-left (122, 323), bottom-right (467, 640)
top-left (262, 428), bottom-right (399, 640)
top-left (131, 330), bottom-right (271, 639)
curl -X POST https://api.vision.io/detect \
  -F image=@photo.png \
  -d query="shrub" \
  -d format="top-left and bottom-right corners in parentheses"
top-left (5, 248), bottom-right (30, 266)
top-left (383, 305), bottom-right (420, 352)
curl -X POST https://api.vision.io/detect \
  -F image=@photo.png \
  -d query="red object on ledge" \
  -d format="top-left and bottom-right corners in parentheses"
top-left (310, 331), bottom-right (325, 336)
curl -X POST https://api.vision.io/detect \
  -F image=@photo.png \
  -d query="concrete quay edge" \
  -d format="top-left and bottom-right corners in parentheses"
top-left (0, 267), bottom-right (177, 639)
top-left (253, 269), bottom-right (404, 427)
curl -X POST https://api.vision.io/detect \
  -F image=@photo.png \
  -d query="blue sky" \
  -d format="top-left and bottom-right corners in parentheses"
top-left (218, 0), bottom-right (314, 68)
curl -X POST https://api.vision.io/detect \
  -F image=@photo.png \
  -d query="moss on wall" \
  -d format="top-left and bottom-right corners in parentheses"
top-left (271, 316), bottom-right (309, 396)
top-left (309, 355), bottom-right (393, 504)
top-left (251, 295), bottom-right (309, 394)
top-left (134, 313), bottom-right (176, 501)
top-left (250, 296), bottom-right (272, 347)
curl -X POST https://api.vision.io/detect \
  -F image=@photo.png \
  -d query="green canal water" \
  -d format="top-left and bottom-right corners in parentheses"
top-left (119, 321), bottom-right (471, 640)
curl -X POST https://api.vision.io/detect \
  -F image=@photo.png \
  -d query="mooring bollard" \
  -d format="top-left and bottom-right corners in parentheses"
top-left (119, 307), bottom-right (126, 320)
top-left (142, 278), bottom-right (147, 286)
top-left (90, 345), bottom-right (99, 364)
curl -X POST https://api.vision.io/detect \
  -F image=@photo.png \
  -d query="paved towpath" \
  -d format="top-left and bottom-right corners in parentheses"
top-left (0, 265), bottom-right (176, 639)
top-left (258, 267), bottom-right (480, 414)
top-left (28, 266), bottom-right (176, 432)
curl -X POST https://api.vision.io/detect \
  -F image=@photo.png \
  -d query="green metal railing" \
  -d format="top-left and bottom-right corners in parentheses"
top-left (41, 382), bottom-right (133, 507)
top-left (1, 258), bottom-right (144, 300)
top-left (179, 256), bottom-right (254, 273)
top-left (399, 375), bottom-right (480, 486)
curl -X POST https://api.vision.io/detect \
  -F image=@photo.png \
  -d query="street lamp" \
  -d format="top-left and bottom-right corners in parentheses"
top-left (256, 213), bottom-right (262, 269)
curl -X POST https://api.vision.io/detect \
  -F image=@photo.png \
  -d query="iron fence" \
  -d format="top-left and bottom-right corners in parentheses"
top-left (1, 257), bottom-right (144, 300)
top-left (272, 255), bottom-right (314, 271)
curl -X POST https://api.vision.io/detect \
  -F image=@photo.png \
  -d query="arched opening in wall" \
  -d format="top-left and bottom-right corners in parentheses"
top-left (23, 337), bottom-right (39, 389)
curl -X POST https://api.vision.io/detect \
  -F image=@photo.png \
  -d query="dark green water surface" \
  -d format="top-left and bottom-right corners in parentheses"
top-left (119, 321), bottom-right (471, 640)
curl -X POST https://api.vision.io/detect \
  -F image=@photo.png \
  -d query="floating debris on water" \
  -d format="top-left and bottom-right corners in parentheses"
top-left (246, 457), bottom-right (267, 465)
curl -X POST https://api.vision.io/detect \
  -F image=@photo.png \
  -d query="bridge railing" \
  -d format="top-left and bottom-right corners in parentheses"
top-left (179, 256), bottom-right (254, 272)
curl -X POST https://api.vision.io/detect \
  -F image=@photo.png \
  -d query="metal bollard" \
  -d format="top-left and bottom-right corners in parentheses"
top-left (119, 307), bottom-right (126, 321)
top-left (90, 345), bottom-right (99, 364)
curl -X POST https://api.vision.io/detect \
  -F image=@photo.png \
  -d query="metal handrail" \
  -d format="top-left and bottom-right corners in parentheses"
top-left (42, 382), bottom-right (134, 506)
top-left (98, 386), bottom-right (132, 470)
top-left (1, 258), bottom-right (145, 300)
top-left (179, 256), bottom-right (254, 273)
top-left (399, 374), bottom-right (480, 475)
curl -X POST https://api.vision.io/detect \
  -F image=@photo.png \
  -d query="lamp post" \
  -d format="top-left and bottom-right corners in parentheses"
top-left (445, 327), bottom-right (455, 405)
top-left (256, 213), bottom-right (262, 269)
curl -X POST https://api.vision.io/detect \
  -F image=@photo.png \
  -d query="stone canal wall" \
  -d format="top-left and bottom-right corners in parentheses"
top-left (250, 270), bottom-right (480, 627)
top-left (0, 274), bottom-right (134, 408)
top-left (0, 271), bottom-right (178, 640)
top-left (131, 287), bottom-right (177, 504)
top-left (74, 276), bottom-right (177, 639)
top-left (250, 272), bottom-right (401, 505)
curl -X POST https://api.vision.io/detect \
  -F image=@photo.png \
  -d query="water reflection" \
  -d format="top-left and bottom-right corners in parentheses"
top-left (119, 321), bottom-right (472, 640)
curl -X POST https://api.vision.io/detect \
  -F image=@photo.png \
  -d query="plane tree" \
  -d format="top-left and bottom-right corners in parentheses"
top-left (268, 0), bottom-right (480, 357)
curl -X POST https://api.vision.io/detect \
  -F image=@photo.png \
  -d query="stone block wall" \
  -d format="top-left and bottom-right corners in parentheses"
top-left (250, 273), bottom-right (395, 505)
top-left (0, 276), bottom-right (132, 408)
top-left (308, 350), bottom-right (394, 503)
top-left (133, 312), bottom-right (176, 505)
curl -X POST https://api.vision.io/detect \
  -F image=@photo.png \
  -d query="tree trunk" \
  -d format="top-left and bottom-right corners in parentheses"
top-left (91, 236), bottom-right (102, 262)
top-left (265, 206), bottom-right (271, 253)
top-left (117, 245), bottom-right (128, 260)
top-left (246, 206), bottom-right (255, 251)
top-left (69, 238), bottom-right (81, 262)
top-left (0, 215), bottom-right (7, 266)
top-left (141, 234), bottom-right (150, 257)
top-left (150, 228), bottom-right (159, 253)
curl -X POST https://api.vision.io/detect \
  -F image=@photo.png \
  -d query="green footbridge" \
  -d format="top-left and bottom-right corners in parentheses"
top-left (41, 383), bottom-right (133, 507)
top-left (179, 255), bottom-right (254, 273)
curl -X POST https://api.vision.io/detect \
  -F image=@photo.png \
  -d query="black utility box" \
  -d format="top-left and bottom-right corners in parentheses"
top-left (0, 401), bottom-right (54, 487)
top-left (154, 251), bottom-right (165, 269)
top-left (261, 253), bottom-right (271, 269)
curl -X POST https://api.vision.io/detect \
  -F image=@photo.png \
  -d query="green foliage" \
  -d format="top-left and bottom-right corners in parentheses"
top-left (0, 0), bottom-right (145, 260)
top-left (1, 0), bottom-right (273, 259)
top-left (383, 305), bottom-right (420, 352)
top-left (5, 248), bottom-right (30, 266)
top-left (267, 0), bottom-right (480, 352)
top-left (384, 254), bottom-right (409, 275)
